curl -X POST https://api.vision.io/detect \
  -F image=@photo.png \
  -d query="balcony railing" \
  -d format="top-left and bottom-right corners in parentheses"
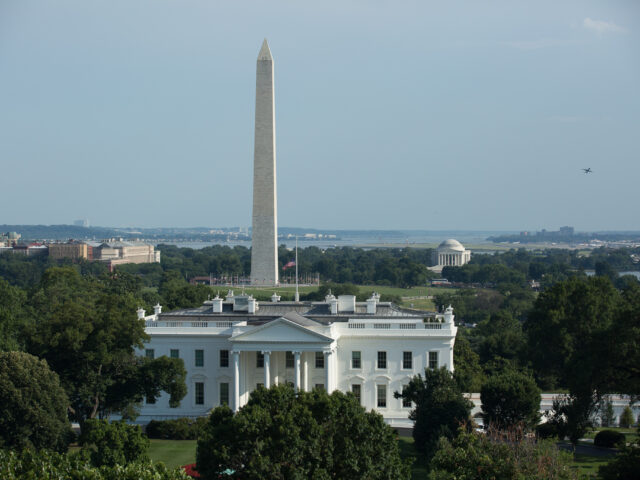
top-left (145, 320), bottom-right (234, 328)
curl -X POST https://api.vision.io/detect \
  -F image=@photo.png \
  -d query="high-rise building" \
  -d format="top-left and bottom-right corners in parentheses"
top-left (250, 39), bottom-right (279, 286)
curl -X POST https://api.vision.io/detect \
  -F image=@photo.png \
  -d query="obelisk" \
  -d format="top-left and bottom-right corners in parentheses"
top-left (250, 39), bottom-right (279, 286)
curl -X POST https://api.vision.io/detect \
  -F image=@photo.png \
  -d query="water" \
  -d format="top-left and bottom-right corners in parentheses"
top-left (158, 230), bottom-right (512, 250)
top-left (585, 270), bottom-right (640, 280)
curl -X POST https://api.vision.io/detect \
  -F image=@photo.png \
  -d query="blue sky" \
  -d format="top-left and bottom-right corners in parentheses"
top-left (1, 0), bottom-right (638, 231)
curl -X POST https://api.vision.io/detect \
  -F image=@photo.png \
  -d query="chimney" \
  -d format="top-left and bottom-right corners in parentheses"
top-left (248, 296), bottom-right (257, 314)
top-left (212, 295), bottom-right (223, 313)
top-left (366, 294), bottom-right (377, 314)
top-left (271, 292), bottom-right (281, 303)
top-left (136, 307), bottom-right (145, 320)
top-left (153, 303), bottom-right (162, 315)
top-left (444, 305), bottom-right (454, 324)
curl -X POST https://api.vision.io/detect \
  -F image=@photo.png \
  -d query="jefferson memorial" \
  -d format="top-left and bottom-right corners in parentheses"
top-left (431, 239), bottom-right (471, 272)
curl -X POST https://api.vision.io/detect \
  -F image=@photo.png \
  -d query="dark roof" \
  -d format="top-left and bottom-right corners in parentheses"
top-left (282, 311), bottom-right (320, 327)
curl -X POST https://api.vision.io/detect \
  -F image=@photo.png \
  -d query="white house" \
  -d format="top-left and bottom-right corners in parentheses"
top-left (137, 291), bottom-right (457, 428)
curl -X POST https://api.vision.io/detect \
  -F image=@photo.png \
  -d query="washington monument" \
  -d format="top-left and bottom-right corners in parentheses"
top-left (250, 39), bottom-right (279, 285)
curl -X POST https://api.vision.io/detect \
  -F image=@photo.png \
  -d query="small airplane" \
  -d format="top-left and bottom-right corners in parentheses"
top-left (582, 168), bottom-right (592, 174)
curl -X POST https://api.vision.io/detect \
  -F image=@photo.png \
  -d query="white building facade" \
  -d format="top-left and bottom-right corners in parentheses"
top-left (137, 292), bottom-right (457, 428)
top-left (432, 239), bottom-right (471, 272)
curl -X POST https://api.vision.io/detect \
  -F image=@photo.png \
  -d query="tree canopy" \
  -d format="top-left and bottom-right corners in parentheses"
top-left (395, 367), bottom-right (473, 460)
top-left (196, 385), bottom-right (411, 479)
top-left (0, 351), bottom-right (72, 452)
top-left (23, 267), bottom-right (186, 424)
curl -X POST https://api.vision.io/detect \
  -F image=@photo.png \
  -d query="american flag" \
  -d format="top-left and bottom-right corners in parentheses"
top-left (283, 261), bottom-right (296, 270)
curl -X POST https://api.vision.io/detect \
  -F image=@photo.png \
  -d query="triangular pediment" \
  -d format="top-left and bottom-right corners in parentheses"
top-left (230, 317), bottom-right (333, 344)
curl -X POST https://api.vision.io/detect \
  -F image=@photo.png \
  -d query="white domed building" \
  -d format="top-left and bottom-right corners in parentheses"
top-left (432, 239), bottom-right (471, 271)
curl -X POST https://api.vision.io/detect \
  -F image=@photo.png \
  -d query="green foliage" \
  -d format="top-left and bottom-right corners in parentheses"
top-left (593, 430), bottom-right (626, 448)
top-left (196, 385), bottom-right (411, 479)
top-left (526, 276), bottom-right (620, 392)
top-left (601, 400), bottom-right (616, 427)
top-left (548, 393), bottom-right (598, 445)
top-left (452, 334), bottom-right (485, 392)
top-left (428, 428), bottom-right (577, 480)
top-left (619, 406), bottom-right (634, 428)
top-left (535, 422), bottom-right (558, 439)
top-left (0, 448), bottom-right (190, 480)
top-left (146, 417), bottom-right (207, 440)
top-left (79, 419), bottom-right (149, 467)
top-left (158, 270), bottom-right (210, 310)
top-left (480, 368), bottom-right (541, 430)
top-left (0, 351), bottom-right (72, 452)
top-left (24, 267), bottom-right (187, 423)
top-left (0, 278), bottom-right (27, 351)
top-left (395, 367), bottom-right (473, 460)
top-left (598, 444), bottom-right (640, 480)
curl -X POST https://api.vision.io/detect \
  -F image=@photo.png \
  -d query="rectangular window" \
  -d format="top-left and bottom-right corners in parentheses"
top-left (315, 384), bottom-right (325, 391)
top-left (257, 351), bottom-right (264, 368)
top-left (377, 351), bottom-right (387, 369)
top-left (286, 351), bottom-right (294, 368)
top-left (352, 384), bottom-right (361, 404)
top-left (219, 382), bottom-right (229, 406)
top-left (170, 349), bottom-right (179, 359)
top-left (195, 349), bottom-right (204, 367)
top-left (195, 382), bottom-right (204, 405)
top-left (403, 351), bottom-right (412, 370)
top-left (377, 384), bottom-right (387, 408)
top-left (402, 385), bottom-right (411, 408)
top-left (220, 350), bottom-right (229, 367)
top-left (256, 383), bottom-right (264, 389)
top-left (145, 349), bottom-right (154, 359)
top-left (429, 351), bottom-right (439, 369)
top-left (315, 352), bottom-right (324, 368)
top-left (352, 351), bottom-right (361, 369)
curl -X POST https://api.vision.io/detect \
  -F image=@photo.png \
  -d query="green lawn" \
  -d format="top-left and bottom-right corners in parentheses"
top-left (583, 427), bottom-right (639, 444)
top-left (571, 452), bottom-right (611, 477)
top-left (397, 436), bottom-right (428, 480)
top-left (148, 439), bottom-right (196, 469)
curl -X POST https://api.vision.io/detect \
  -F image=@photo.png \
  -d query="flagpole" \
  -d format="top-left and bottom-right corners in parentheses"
top-left (295, 235), bottom-right (299, 302)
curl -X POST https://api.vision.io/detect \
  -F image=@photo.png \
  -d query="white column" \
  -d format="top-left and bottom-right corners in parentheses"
top-left (263, 351), bottom-right (271, 388)
top-left (303, 353), bottom-right (309, 391)
top-left (449, 345), bottom-right (454, 372)
top-left (232, 350), bottom-right (240, 412)
top-left (324, 351), bottom-right (332, 392)
top-left (294, 351), bottom-right (301, 392)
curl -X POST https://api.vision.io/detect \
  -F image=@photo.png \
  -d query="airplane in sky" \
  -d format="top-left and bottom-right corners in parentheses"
top-left (582, 168), bottom-right (592, 174)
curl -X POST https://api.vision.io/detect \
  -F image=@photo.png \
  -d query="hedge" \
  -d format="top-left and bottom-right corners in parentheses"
top-left (594, 430), bottom-right (626, 448)
top-left (146, 418), bottom-right (207, 440)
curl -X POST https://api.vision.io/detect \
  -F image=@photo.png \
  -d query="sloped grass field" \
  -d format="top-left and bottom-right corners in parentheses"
top-left (148, 439), bottom-right (196, 469)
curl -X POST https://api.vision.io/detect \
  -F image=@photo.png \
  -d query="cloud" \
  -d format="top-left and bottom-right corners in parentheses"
top-left (583, 18), bottom-right (627, 35)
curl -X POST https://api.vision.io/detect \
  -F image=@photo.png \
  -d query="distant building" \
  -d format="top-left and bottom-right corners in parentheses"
top-left (73, 219), bottom-right (89, 227)
top-left (559, 226), bottom-right (574, 236)
top-left (11, 244), bottom-right (48, 256)
top-left (0, 232), bottom-right (21, 247)
top-left (48, 241), bottom-right (89, 260)
top-left (91, 240), bottom-right (160, 269)
top-left (430, 239), bottom-right (471, 273)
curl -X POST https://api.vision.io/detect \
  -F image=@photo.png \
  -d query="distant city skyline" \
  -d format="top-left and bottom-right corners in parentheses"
top-left (1, 1), bottom-right (638, 231)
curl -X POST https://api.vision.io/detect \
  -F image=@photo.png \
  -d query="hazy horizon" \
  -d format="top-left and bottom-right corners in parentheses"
top-left (1, 1), bottom-right (638, 231)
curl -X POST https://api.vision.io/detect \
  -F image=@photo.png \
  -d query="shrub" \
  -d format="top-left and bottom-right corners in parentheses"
top-left (79, 419), bottom-right (149, 467)
top-left (535, 422), bottom-right (558, 439)
top-left (146, 417), bottom-right (207, 440)
top-left (0, 449), bottom-right (190, 480)
top-left (0, 351), bottom-right (72, 452)
top-left (594, 429), bottom-right (626, 448)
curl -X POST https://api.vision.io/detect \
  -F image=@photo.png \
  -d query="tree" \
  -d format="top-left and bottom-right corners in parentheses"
top-left (395, 367), bottom-right (473, 460)
top-left (79, 419), bottom-right (149, 467)
top-left (619, 406), bottom-right (634, 428)
top-left (481, 368), bottom-right (541, 430)
top-left (452, 334), bottom-right (485, 392)
top-left (0, 351), bottom-right (72, 452)
top-left (197, 385), bottom-right (411, 479)
top-left (24, 267), bottom-right (187, 425)
top-left (548, 393), bottom-right (598, 446)
top-left (601, 399), bottom-right (615, 427)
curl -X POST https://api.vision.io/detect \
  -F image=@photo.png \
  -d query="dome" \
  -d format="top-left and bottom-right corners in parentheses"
top-left (438, 239), bottom-right (465, 252)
